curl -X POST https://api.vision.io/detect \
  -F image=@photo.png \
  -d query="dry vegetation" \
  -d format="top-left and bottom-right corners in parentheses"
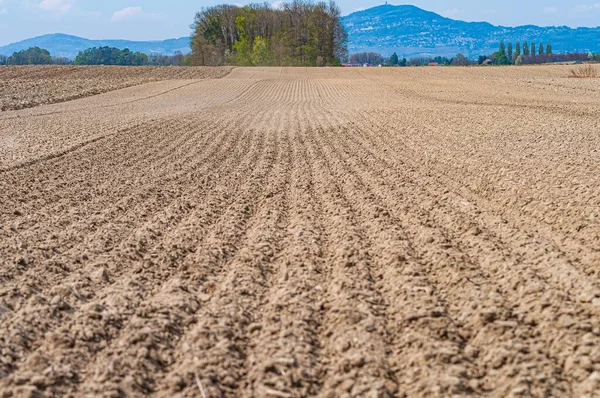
top-left (570, 63), bottom-right (598, 78)
top-left (1, 65), bottom-right (599, 397)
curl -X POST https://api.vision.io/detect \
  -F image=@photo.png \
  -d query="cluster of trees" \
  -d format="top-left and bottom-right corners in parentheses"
top-left (388, 52), bottom-right (407, 66)
top-left (348, 52), bottom-right (384, 65)
top-left (404, 54), bottom-right (471, 66)
top-left (485, 41), bottom-right (553, 65)
top-left (348, 52), bottom-right (471, 67)
top-left (481, 41), bottom-right (592, 65)
top-left (0, 47), bottom-right (69, 65)
top-left (518, 52), bottom-right (590, 65)
top-left (478, 41), bottom-right (600, 65)
top-left (74, 47), bottom-right (148, 65)
top-left (347, 46), bottom-right (598, 68)
top-left (0, 46), bottom-right (188, 66)
top-left (189, 0), bottom-right (347, 66)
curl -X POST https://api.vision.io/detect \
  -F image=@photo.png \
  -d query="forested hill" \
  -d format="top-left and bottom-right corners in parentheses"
top-left (0, 34), bottom-right (189, 59)
top-left (343, 4), bottom-right (600, 57)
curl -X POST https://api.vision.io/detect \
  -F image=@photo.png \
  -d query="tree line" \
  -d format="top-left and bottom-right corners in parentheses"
top-left (347, 52), bottom-right (471, 67)
top-left (0, 46), bottom-right (188, 66)
top-left (3, 41), bottom-right (600, 68)
top-left (189, 0), bottom-right (347, 66)
top-left (0, 47), bottom-right (70, 66)
top-left (346, 43), bottom-right (600, 68)
top-left (482, 41), bottom-right (597, 65)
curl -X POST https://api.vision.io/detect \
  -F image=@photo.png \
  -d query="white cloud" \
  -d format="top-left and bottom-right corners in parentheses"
top-left (39, 0), bottom-right (72, 13)
top-left (112, 6), bottom-right (142, 21)
top-left (111, 6), bottom-right (165, 22)
top-left (271, 1), bottom-right (284, 9)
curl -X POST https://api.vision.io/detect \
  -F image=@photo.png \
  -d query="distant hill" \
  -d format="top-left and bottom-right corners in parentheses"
top-left (0, 34), bottom-right (190, 59)
top-left (342, 4), bottom-right (600, 58)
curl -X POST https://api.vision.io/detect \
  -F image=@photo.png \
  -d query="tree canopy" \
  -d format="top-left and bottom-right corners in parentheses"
top-left (189, 0), bottom-right (347, 66)
top-left (74, 47), bottom-right (148, 66)
top-left (7, 47), bottom-right (53, 65)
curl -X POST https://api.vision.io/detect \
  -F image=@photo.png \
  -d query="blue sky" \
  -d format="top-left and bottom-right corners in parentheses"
top-left (1, 1), bottom-right (600, 45)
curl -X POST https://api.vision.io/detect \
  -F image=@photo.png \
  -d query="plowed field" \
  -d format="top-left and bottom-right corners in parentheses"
top-left (1, 66), bottom-right (599, 397)
top-left (0, 66), bottom-right (233, 111)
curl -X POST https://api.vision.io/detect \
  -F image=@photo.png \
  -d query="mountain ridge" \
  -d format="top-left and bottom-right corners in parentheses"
top-left (343, 4), bottom-right (600, 57)
top-left (0, 33), bottom-right (190, 59)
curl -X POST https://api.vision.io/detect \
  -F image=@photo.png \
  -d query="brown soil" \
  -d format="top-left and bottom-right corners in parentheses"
top-left (0, 65), bottom-right (233, 111)
top-left (0, 65), bottom-right (599, 397)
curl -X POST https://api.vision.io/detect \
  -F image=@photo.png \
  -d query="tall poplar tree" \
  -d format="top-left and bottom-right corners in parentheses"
top-left (539, 43), bottom-right (544, 55)
top-left (523, 41), bottom-right (530, 55)
top-left (546, 44), bottom-right (552, 55)
top-left (531, 43), bottom-right (536, 55)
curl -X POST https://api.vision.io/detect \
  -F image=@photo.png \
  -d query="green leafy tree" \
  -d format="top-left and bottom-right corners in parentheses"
top-left (515, 42), bottom-right (521, 58)
top-left (523, 41), bottom-right (530, 55)
top-left (399, 57), bottom-right (407, 67)
top-left (389, 52), bottom-right (399, 66)
top-left (251, 36), bottom-right (271, 65)
top-left (546, 44), bottom-right (552, 55)
top-left (8, 47), bottom-right (53, 65)
top-left (74, 47), bottom-right (148, 65)
top-left (531, 43), bottom-right (536, 55)
top-left (507, 42), bottom-right (513, 61)
top-left (492, 44), bottom-right (511, 65)
top-left (232, 15), bottom-right (252, 65)
top-left (539, 43), bottom-right (544, 55)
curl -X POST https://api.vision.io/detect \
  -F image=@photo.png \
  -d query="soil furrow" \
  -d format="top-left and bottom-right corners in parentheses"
top-left (304, 127), bottom-right (399, 398)
top-left (153, 128), bottom-right (292, 398)
top-left (2, 65), bottom-right (599, 397)
top-left (0, 121), bottom-right (257, 391)
top-left (241, 129), bottom-right (327, 398)
top-left (336, 120), bottom-right (599, 395)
